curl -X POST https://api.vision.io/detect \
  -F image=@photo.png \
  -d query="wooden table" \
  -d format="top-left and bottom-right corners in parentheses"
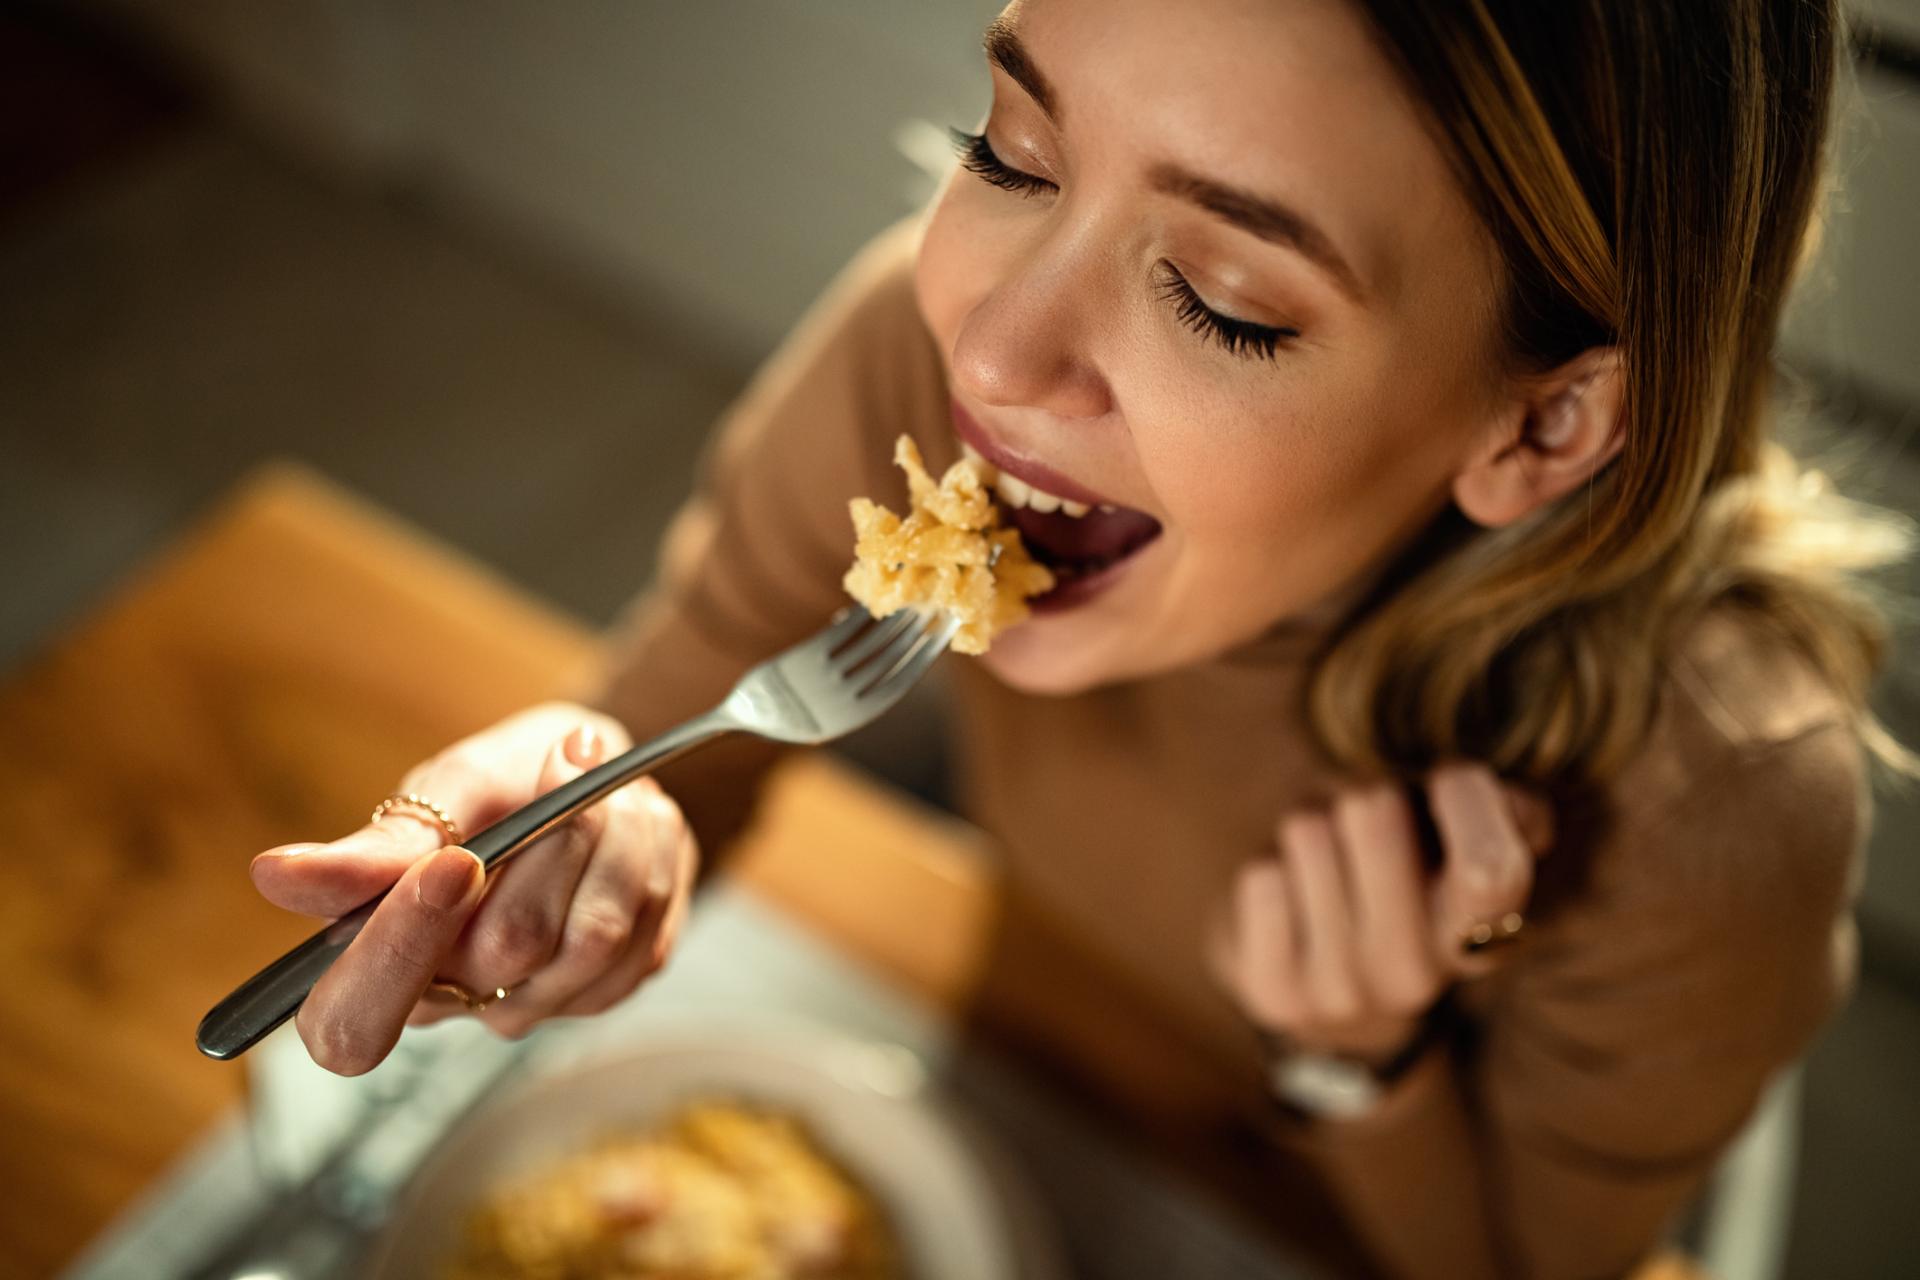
top-left (0, 463), bottom-right (1702, 1280)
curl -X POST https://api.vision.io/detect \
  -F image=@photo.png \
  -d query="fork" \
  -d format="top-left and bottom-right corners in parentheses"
top-left (196, 604), bottom-right (960, 1061)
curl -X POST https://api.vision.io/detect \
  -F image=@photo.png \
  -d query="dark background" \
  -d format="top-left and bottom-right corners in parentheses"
top-left (3, 3), bottom-right (1916, 1276)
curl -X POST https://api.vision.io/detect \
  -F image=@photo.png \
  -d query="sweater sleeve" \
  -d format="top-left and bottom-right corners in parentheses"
top-left (1263, 716), bottom-right (1868, 1280)
top-left (576, 215), bottom-right (945, 868)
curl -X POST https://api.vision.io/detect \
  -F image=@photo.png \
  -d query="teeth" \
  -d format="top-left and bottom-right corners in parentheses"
top-left (971, 439), bottom-right (1098, 518)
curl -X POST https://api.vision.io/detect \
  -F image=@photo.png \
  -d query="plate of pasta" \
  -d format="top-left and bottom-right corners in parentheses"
top-left (362, 1026), bottom-right (1064, 1280)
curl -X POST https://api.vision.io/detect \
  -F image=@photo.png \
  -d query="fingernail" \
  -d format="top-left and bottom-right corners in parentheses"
top-left (564, 723), bottom-right (604, 769)
top-left (417, 847), bottom-right (481, 912)
top-left (272, 843), bottom-right (326, 860)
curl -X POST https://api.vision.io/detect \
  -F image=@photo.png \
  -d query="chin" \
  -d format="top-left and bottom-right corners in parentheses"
top-left (974, 622), bottom-right (1115, 697)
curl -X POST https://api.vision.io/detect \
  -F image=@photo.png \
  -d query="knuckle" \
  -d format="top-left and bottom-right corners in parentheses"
top-left (566, 907), bottom-right (633, 968)
top-left (640, 785), bottom-right (685, 833)
top-left (403, 748), bottom-right (469, 794)
top-left (1334, 780), bottom-right (1397, 824)
top-left (558, 812), bottom-right (603, 865)
top-left (1277, 809), bottom-right (1331, 853)
top-left (473, 908), bottom-right (560, 982)
top-left (607, 781), bottom-right (660, 831)
top-left (365, 927), bottom-right (434, 980)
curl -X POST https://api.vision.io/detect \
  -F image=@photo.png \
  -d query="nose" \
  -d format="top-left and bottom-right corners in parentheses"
top-left (948, 238), bottom-right (1113, 421)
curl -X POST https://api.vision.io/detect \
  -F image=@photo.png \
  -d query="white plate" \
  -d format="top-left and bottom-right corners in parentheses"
top-left (363, 1026), bottom-right (1066, 1279)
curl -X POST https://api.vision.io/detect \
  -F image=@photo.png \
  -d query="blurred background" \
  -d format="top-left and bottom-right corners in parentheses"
top-left (1, 2), bottom-right (1915, 1275)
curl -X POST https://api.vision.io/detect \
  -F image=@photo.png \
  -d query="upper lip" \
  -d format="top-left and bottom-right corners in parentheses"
top-left (950, 401), bottom-right (1124, 511)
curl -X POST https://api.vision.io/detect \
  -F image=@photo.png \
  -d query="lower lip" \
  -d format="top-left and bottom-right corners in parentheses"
top-left (1026, 537), bottom-right (1158, 614)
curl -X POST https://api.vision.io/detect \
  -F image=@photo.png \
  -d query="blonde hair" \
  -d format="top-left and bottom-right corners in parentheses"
top-left (1310, 0), bottom-right (1913, 784)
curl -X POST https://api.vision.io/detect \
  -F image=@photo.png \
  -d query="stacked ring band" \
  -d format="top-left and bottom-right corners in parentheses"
top-left (1462, 911), bottom-right (1526, 953)
top-left (371, 792), bottom-right (463, 846)
top-left (426, 980), bottom-right (513, 1012)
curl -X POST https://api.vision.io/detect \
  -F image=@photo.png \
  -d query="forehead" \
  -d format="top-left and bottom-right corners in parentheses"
top-left (1012, 0), bottom-right (1483, 307)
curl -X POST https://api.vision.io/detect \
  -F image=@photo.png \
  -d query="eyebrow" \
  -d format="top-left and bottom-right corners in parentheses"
top-left (984, 16), bottom-right (1059, 121)
top-left (983, 18), bottom-right (1369, 305)
top-left (1148, 164), bottom-right (1367, 303)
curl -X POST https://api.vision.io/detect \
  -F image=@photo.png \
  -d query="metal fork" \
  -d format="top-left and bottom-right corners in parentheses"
top-left (196, 604), bottom-right (960, 1061)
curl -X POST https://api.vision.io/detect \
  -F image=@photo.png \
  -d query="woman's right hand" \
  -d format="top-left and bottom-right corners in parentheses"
top-left (248, 701), bottom-right (696, 1076)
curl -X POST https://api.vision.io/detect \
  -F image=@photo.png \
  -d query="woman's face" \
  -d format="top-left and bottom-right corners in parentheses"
top-left (915, 0), bottom-right (1505, 694)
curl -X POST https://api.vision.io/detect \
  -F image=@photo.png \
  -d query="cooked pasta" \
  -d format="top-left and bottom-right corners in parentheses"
top-left (843, 435), bottom-right (1053, 654)
top-left (443, 1100), bottom-right (899, 1280)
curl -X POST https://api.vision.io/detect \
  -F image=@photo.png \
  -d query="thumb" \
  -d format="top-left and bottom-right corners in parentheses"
top-left (297, 844), bottom-right (485, 1075)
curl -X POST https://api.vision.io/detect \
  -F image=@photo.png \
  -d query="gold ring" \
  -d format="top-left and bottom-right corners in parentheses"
top-left (1462, 911), bottom-right (1526, 954)
top-left (372, 792), bottom-right (463, 846)
top-left (425, 980), bottom-right (513, 1012)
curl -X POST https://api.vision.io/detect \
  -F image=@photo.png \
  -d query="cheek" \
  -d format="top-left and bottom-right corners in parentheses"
top-left (1144, 384), bottom-right (1455, 583)
top-left (1142, 392), bottom-right (1361, 537)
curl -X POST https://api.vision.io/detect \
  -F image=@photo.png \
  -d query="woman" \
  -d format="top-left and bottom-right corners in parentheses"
top-left (249, 1), bottom-right (1908, 1275)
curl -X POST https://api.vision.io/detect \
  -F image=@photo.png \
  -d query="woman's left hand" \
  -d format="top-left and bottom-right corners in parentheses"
top-left (1207, 762), bottom-right (1554, 1066)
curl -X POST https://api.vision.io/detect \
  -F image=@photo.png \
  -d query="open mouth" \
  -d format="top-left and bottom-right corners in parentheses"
top-left (951, 404), bottom-right (1163, 606)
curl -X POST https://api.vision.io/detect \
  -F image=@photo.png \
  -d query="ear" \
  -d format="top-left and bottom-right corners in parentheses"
top-left (1452, 348), bottom-right (1625, 529)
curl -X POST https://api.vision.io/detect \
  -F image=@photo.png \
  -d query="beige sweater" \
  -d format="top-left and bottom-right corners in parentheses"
top-left (589, 216), bottom-right (1869, 1280)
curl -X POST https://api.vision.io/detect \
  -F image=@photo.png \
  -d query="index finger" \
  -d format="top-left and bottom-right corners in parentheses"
top-left (294, 846), bottom-right (483, 1075)
top-left (253, 771), bottom-right (493, 918)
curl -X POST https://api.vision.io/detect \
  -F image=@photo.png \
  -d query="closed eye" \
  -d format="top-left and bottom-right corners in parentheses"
top-left (951, 128), bottom-right (1298, 363)
top-left (949, 128), bottom-right (1056, 197)
top-left (1154, 264), bottom-right (1298, 362)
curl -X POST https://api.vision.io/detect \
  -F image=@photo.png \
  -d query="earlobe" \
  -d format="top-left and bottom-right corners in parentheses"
top-left (1452, 349), bottom-right (1624, 529)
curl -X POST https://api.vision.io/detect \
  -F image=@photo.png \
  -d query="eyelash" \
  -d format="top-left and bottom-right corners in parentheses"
top-left (1151, 265), bottom-right (1296, 361)
top-left (949, 125), bottom-right (1054, 197)
top-left (947, 128), bottom-right (1299, 363)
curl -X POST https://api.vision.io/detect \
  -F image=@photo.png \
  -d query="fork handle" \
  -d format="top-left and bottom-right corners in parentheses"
top-left (195, 711), bottom-right (736, 1061)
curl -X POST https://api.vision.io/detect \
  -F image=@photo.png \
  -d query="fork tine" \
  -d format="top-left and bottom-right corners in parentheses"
top-left (854, 612), bottom-right (934, 694)
top-left (834, 609), bottom-right (922, 674)
top-left (860, 613), bottom-right (960, 702)
top-left (820, 604), bottom-right (871, 652)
